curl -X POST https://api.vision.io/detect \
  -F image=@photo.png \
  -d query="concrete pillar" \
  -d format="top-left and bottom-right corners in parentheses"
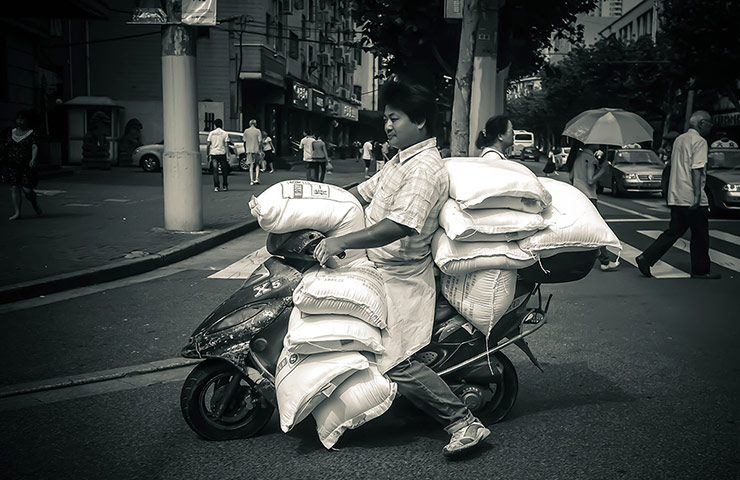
top-left (161, 24), bottom-right (202, 231)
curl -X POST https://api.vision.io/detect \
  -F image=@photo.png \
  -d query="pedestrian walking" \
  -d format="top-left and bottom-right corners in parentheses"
top-left (2, 109), bottom-right (43, 219)
top-left (207, 119), bottom-right (231, 192)
top-left (243, 119), bottom-right (262, 185)
top-left (299, 130), bottom-right (316, 181)
top-left (261, 130), bottom-right (275, 173)
top-left (362, 139), bottom-right (373, 178)
top-left (636, 111), bottom-right (721, 279)
top-left (543, 147), bottom-right (559, 176)
top-left (569, 143), bottom-right (620, 271)
top-left (311, 134), bottom-right (330, 182)
top-left (475, 115), bottom-right (513, 160)
top-left (312, 73), bottom-right (490, 457)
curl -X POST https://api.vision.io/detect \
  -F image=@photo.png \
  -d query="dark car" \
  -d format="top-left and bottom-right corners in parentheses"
top-left (597, 148), bottom-right (663, 197)
top-left (705, 148), bottom-right (740, 213)
top-left (521, 146), bottom-right (539, 162)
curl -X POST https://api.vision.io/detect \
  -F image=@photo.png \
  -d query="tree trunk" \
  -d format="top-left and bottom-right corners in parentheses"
top-left (450, 0), bottom-right (479, 157)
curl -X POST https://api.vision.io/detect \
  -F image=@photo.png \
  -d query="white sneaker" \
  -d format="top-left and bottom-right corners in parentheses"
top-left (443, 421), bottom-right (491, 457)
top-left (600, 261), bottom-right (620, 271)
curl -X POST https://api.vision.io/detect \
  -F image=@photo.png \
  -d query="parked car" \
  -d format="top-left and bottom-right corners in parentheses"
top-left (521, 146), bottom-right (540, 162)
top-left (134, 131), bottom-right (245, 172)
top-left (705, 148), bottom-right (740, 213)
top-left (596, 148), bottom-right (663, 197)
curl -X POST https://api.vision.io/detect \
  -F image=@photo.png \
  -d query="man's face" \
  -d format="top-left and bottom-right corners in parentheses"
top-left (698, 118), bottom-right (713, 138)
top-left (384, 104), bottom-right (425, 150)
top-left (501, 121), bottom-right (514, 150)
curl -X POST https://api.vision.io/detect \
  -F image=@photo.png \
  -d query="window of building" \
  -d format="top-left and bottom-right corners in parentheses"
top-left (289, 31), bottom-right (299, 59)
top-left (266, 13), bottom-right (273, 45)
top-left (308, 0), bottom-right (314, 22)
top-left (302, 15), bottom-right (307, 38)
top-left (353, 85), bottom-right (361, 100)
top-left (354, 46), bottom-right (361, 65)
top-left (277, 22), bottom-right (284, 52)
top-left (319, 32), bottom-right (326, 53)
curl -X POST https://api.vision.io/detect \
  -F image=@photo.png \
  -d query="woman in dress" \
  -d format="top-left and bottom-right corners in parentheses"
top-left (2, 110), bottom-right (42, 220)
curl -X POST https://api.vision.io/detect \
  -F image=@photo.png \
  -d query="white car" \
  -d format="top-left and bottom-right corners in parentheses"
top-left (133, 131), bottom-right (246, 172)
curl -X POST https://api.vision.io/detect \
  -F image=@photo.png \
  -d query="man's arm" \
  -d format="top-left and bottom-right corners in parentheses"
top-left (590, 159), bottom-right (608, 184)
top-left (347, 185), bottom-right (368, 206)
top-left (690, 168), bottom-right (703, 208)
top-left (313, 218), bottom-right (412, 266)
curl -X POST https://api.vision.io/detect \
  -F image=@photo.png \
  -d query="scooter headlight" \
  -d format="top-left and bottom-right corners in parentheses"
top-left (208, 303), bottom-right (267, 333)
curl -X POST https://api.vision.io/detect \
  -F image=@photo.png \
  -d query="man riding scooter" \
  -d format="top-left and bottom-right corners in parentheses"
top-left (312, 73), bottom-right (491, 457)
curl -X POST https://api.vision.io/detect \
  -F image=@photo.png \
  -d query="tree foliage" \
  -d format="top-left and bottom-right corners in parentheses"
top-left (351, 0), bottom-right (598, 84)
top-left (659, 0), bottom-right (740, 110)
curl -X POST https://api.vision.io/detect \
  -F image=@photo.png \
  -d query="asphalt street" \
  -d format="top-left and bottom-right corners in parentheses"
top-left (1, 160), bottom-right (739, 480)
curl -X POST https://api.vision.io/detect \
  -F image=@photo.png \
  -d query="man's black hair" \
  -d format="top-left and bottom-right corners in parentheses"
top-left (214, 118), bottom-right (223, 128)
top-left (379, 74), bottom-right (438, 136)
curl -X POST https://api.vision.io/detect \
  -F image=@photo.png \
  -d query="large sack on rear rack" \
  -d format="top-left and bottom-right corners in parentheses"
top-left (444, 158), bottom-right (552, 213)
top-left (518, 178), bottom-right (621, 258)
top-left (432, 229), bottom-right (537, 275)
top-left (439, 198), bottom-right (547, 242)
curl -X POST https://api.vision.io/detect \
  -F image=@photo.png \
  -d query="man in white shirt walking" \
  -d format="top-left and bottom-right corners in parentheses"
top-left (207, 119), bottom-right (231, 192)
top-left (637, 111), bottom-right (720, 279)
top-left (243, 119), bottom-right (262, 185)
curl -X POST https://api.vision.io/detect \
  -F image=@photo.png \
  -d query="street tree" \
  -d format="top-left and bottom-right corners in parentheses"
top-left (659, 0), bottom-right (740, 113)
top-left (351, 0), bottom-right (597, 154)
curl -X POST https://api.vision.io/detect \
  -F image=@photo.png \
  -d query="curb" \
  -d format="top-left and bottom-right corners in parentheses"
top-left (0, 180), bottom-right (361, 305)
top-left (0, 219), bottom-right (261, 305)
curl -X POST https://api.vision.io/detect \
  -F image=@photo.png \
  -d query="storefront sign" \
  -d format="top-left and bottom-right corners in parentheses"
top-left (312, 89), bottom-right (326, 113)
top-left (326, 97), bottom-right (341, 117)
top-left (182, 0), bottom-right (217, 26)
top-left (340, 102), bottom-right (359, 121)
top-left (292, 82), bottom-right (310, 110)
top-left (714, 111), bottom-right (740, 127)
top-left (261, 50), bottom-right (284, 87)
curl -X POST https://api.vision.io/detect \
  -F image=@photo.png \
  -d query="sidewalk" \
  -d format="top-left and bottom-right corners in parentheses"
top-left (0, 158), bottom-right (370, 304)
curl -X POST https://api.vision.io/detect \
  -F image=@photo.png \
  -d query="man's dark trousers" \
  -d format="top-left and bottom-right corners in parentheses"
top-left (211, 154), bottom-right (229, 188)
top-left (640, 206), bottom-right (710, 275)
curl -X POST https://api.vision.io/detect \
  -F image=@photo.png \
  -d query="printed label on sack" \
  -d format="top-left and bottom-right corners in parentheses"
top-left (284, 181), bottom-right (331, 200)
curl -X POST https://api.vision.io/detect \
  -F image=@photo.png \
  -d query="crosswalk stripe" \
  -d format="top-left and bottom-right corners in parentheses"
top-left (710, 230), bottom-right (740, 245)
top-left (598, 200), bottom-right (659, 219)
top-left (632, 199), bottom-right (668, 211)
top-left (208, 246), bottom-right (271, 279)
top-left (617, 241), bottom-right (690, 278)
top-left (638, 230), bottom-right (740, 273)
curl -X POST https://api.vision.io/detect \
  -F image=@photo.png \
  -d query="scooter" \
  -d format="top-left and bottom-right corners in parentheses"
top-left (179, 229), bottom-right (597, 441)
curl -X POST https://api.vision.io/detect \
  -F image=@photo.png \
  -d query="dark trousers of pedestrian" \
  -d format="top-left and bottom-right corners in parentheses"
top-left (211, 155), bottom-right (229, 188)
top-left (316, 160), bottom-right (327, 182)
top-left (640, 206), bottom-right (710, 275)
top-left (264, 151), bottom-right (274, 172)
top-left (386, 359), bottom-right (475, 433)
top-left (590, 199), bottom-right (612, 265)
top-left (305, 162), bottom-right (322, 182)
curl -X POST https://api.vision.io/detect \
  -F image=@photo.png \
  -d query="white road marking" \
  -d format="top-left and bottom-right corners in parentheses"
top-left (710, 230), bottom-right (740, 245)
top-left (639, 230), bottom-right (740, 273)
top-left (103, 198), bottom-right (131, 203)
top-left (617, 241), bottom-right (690, 279)
top-left (63, 203), bottom-right (93, 207)
top-left (598, 200), bottom-right (659, 219)
top-left (208, 246), bottom-right (271, 279)
top-left (35, 189), bottom-right (66, 196)
top-left (632, 199), bottom-right (668, 211)
top-left (607, 218), bottom-right (670, 223)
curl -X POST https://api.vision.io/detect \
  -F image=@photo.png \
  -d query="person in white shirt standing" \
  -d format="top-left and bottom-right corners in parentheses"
top-left (299, 130), bottom-right (316, 181)
top-left (637, 110), bottom-right (720, 279)
top-left (261, 130), bottom-right (275, 173)
top-left (207, 119), bottom-right (231, 192)
top-left (243, 119), bottom-right (262, 185)
top-left (362, 139), bottom-right (373, 178)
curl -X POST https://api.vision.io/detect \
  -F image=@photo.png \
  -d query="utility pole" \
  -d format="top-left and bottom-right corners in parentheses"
top-left (468, 0), bottom-right (504, 155)
top-left (132, 0), bottom-right (208, 231)
top-left (450, 0), bottom-right (478, 157)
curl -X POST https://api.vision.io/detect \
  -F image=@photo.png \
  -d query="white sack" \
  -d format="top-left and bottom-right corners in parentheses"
top-left (439, 269), bottom-right (517, 336)
top-left (444, 158), bottom-right (552, 212)
top-left (432, 229), bottom-right (537, 275)
top-left (275, 348), bottom-right (369, 433)
top-left (293, 264), bottom-right (388, 328)
top-left (284, 307), bottom-right (385, 355)
top-left (518, 178), bottom-right (622, 257)
top-left (312, 365), bottom-right (397, 449)
top-left (439, 198), bottom-right (547, 242)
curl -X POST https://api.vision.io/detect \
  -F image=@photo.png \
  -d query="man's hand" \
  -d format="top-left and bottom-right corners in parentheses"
top-left (313, 237), bottom-right (345, 268)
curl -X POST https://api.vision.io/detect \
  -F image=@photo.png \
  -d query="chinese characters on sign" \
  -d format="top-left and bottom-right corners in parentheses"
top-left (293, 82), bottom-right (310, 110)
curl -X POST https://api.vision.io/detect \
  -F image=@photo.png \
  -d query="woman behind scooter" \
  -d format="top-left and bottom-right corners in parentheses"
top-left (312, 73), bottom-right (490, 457)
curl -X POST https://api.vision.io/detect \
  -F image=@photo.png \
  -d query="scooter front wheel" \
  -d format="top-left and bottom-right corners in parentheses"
top-left (180, 359), bottom-right (274, 441)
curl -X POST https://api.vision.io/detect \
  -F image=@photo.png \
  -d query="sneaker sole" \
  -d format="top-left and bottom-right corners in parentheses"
top-left (442, 427), bottom-right (491, 457)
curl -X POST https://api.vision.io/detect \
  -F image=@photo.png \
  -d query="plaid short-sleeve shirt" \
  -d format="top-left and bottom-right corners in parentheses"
top-left (357, 138), bottom-right (449, 264)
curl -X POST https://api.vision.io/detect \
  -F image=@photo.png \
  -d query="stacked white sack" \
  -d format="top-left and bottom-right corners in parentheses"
top-left (439, 198), bottom-right (548, 242)
top-left (248, 180), bottom-right (367, 266)
top-left (444, 157), bottom-right (552, 213)
top-left (277, 262), bottom-right (395, 448)
top-left (518, 178), bottom-right (622, 258)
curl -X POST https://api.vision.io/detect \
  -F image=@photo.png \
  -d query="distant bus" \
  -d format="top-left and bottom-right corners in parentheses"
top-left (511, 130), bottom-right (535, 158)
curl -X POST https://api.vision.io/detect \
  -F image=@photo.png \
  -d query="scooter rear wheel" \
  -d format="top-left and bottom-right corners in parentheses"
top-left (180, 359), bottom-right (274, 441)
top-left (473, 352), bottom-right (519, 424)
